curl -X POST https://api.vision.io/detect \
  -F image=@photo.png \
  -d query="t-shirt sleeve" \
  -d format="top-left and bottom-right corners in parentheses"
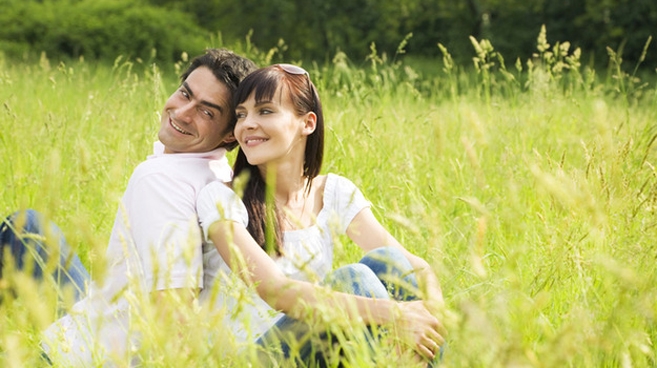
top-left (197, 181), bottom-right (249, 242)
top-left (328, 174), bottom-right (372, 234)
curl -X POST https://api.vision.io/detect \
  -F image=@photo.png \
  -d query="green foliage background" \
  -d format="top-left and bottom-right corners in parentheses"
top-left (1, 0), bottom-right (656, 70)
top-left (0, 0), bottom-right (207, 63)
top-left (1, 25), bottom-right (657, 365)
top-left (0, 0), bottom-right (656, 364)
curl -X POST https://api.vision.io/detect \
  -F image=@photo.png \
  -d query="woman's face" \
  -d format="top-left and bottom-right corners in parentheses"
top-left (234, 86), bottom-right (315, 167)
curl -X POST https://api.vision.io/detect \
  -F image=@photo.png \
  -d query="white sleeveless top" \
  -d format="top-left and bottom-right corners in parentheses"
top-left (196, 173), bottom-right (371, 342)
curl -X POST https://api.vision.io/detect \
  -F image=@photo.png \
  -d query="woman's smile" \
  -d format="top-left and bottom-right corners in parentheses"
top-left (242, 136), bottom-right (269, 146)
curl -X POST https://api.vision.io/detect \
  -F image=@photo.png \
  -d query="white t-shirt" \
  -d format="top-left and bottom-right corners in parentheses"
top-left (42, 142), bottom-right (232, 366)
top-left (196, 173), bottom-right (371, 342)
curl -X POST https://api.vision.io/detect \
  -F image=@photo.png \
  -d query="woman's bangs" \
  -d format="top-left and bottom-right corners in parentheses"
top-left (235, 68), bottom-right (282, 106)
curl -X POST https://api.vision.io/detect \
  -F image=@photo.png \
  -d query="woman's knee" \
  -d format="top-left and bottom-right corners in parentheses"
top-left (325, 264), bottom-right (388, 298)
top-left (361, 246), bottom-right (405, 264)
top-left (360, 247), bottom-right (420, 301)
top-left (360, 247), bottom-right (412, 275)
top-left (330, 263), bottom-right (374, 282)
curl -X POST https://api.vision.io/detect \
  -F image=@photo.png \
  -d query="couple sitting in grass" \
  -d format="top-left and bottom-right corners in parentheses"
top-left (0, 49), bottom-right (446, 366)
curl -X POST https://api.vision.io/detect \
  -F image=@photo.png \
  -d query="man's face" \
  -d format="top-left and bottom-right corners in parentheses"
top-left (158, 66), bottom-right (234, 153)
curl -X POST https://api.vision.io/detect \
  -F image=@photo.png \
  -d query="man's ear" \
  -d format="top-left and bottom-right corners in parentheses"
top-left (302, 112), bottom-right (317, 136)
top-left (222, 132), bottom-right (236, 144)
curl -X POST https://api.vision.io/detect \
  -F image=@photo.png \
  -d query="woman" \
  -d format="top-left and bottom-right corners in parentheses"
top-left (197, 64), bottom-right (447, 365)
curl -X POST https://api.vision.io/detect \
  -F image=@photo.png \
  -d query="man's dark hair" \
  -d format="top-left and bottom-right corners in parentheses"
top-left (180, 48), bottom-right (257, 150)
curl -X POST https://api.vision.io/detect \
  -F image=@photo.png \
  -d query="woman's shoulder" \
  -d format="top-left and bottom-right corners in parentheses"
top-left (317, 173), bottom-right (364, 203)
top-left (200, 180), bottom-right (234, 194)
top-left (313, 173), bottom-right (370, 230)
top-left (312, 174), bottom-right (329, 192)
top-left (197, 180), bottom-right (248, 227)
top-left (323, 173), bottom-right (359, 191)
top-left (197, 180), bottom-right (240, 206)
top-left (311, 174), bottom-right (354, 189)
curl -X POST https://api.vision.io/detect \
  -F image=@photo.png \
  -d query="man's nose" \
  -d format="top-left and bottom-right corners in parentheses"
top-left (175, 103), bottom-right (195, 123)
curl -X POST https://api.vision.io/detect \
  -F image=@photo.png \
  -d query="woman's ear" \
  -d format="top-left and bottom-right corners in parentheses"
top-left (302, 112), bottom-right (317, 136)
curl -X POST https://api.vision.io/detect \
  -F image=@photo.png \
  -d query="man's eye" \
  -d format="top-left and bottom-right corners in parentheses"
top-left (180, 90), bottom-right (189, 99)
top-left (202, 109), bottom-right (213, 118)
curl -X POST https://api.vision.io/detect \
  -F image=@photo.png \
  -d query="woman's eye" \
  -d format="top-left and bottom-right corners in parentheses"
top-left (235, 112), bottom-right (246, 120)
top-left (260, 109), bottom-right (272, 115)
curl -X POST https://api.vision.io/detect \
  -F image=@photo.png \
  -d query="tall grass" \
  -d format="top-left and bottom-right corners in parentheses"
top-left (1, 25), bottom-right (657, 366)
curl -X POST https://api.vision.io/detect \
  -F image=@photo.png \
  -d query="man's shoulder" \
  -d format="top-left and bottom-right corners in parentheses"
top-left (124, 148), bottom-right (230, 195)
top-left (135, 154), bottom-right (214, 175)
top-left (127, 157), bottom-right (213, 191)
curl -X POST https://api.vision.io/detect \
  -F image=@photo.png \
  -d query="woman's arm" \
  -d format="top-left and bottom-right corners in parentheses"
top-left (346, 208), bottom-right (445, 308)
top-left (207, 219), bottom-right (445, 359)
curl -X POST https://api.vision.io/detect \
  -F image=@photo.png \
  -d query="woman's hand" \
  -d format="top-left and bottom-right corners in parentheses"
top-left (395, 300), bottom-right (447, 360)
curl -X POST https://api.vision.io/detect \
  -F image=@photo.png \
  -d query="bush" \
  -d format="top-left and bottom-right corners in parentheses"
top-left (0, 0), bottom-right (208, 62)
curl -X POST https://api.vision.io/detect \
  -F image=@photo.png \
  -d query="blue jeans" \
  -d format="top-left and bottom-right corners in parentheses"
top-left (0, 209), bottom-right (90, 304)
top-left (256, 246), bottom-right (439, 366)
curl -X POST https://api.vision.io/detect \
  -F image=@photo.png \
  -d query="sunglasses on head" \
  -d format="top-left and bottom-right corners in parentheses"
top-left (275, 64), bottom-right (316, 111)
top-left (276, 63), bottom-right (309, 76)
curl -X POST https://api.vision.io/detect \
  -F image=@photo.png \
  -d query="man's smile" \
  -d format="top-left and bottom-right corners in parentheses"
top-left (170, 119), bottom-right (193, 135)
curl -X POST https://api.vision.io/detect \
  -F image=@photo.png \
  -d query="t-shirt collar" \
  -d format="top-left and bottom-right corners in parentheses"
top-left (150, 141), bottom-right (227, 160)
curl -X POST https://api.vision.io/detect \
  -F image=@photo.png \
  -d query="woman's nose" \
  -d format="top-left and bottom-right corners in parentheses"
top-left (240, 114), bottom-right (257, 130)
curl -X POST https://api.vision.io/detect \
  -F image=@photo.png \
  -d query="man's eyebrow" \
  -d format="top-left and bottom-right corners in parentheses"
top-left (182, 81), bottom-right (224, 113)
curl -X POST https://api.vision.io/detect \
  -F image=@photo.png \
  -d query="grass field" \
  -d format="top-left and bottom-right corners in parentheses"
top-left (1, 31), bottom-right (657, 366)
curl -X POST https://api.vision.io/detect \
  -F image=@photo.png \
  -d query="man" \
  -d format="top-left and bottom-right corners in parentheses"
top-left (0, 48), bottom-right (256, 365)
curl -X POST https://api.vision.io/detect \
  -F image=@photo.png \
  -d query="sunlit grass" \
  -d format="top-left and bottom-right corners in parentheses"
top-left (1, 28), bottom-right (657, 366)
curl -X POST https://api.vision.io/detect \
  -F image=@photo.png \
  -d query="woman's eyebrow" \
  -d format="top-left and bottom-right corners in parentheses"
top-left (236, 99), bottom-right (273, 110)
top-left (182, 81), bottom-right (224, 113)
top-left (253, 99), bottom-right (273, 107)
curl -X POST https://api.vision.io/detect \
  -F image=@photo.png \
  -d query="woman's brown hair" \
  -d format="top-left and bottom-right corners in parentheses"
top-left (231, 65), bottom-right (324, 254)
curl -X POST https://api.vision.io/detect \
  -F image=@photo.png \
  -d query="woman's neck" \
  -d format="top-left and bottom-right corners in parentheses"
top-left (260, 161), bottom-right (317, 231)
top-left (259, 162), bottom-right (308, 205)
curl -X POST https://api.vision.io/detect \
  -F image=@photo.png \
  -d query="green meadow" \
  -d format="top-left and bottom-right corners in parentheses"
top-left (2, 29), bottom-right (657, 366)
